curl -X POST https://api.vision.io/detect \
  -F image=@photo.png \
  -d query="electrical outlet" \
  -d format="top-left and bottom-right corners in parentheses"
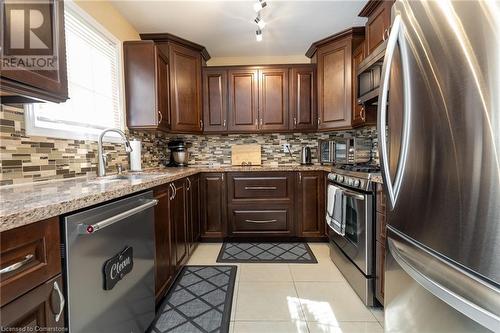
top-left (283, 144), bottom-right (291, 153)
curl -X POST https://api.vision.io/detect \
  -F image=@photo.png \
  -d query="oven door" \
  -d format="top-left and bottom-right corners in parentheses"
top-left (329, 185), bottom-right (374, 276)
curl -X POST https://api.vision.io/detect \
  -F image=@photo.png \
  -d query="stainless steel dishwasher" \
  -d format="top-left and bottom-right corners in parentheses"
top-left (63, 191), bottom-right (157, 333)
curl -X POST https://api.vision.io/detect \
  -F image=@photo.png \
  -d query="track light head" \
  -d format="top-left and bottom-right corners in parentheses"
top-left (254, 16), bottom-right (266, 29)
top-left (253, 1), bottom-right (267, 13)
top-left (256, 29), bottom-right (263, 42)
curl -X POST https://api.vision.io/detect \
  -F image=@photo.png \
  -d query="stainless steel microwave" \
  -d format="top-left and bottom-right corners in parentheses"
top-left (333, 137), bottom-right (372, 165)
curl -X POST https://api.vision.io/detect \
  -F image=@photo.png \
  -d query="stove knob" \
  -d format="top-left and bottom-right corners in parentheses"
top-left (347, 178), bottom-right (353, 186)
top-left (338, 176), bottom-right (344, 182)
top-left (331, 174), bottom-right (337, 181)
top-left (353, 180), bottom-right (361, 187)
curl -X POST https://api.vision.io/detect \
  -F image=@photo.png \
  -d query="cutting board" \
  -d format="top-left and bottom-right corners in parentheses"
top-left (231, 144), bottom-right (262, 166)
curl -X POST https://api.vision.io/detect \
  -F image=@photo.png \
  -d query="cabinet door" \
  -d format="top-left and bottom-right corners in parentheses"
top-left (0, 0), bottom-right (68, 103)
top-left (290, 66), bottom-right (316, 131)
top-left (200, 173), bottom-right (227, 240)
top-left (351, 43), bottom-right (366, 127)
top-left (228, 69), bottom-right (259, 132)
top-left (317, 38), bottom-right (353, 130)
top-left (169, 43), bottom-right (202, 132)
top-left (296, 171), bottom-right (326, 237)
top-left (366, 1), bottom-right (392, 55)
top-left (375, 241), bottom-right (385, 304)
top-left (186, 175), bottom-right (200, 255)
top-left (172, 180), bottom-right (188, 269)
top-left (258, 68), bottom-right (289, 131)
top-left (157, 52), bottom-right (171, 131)
top-left (203, 69), bottom-right (227, 132)
top-left (153, 185), bottom-right (174, 302)
top-left (0, 275), bottom-right (65, 330)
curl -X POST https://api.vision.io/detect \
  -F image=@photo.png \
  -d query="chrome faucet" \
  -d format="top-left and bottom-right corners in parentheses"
top-left (97, 128), bottom-right (132, 177)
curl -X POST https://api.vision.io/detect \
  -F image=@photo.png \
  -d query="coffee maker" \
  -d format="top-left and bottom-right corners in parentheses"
top-left (166, 140), bottom-right (192, 167)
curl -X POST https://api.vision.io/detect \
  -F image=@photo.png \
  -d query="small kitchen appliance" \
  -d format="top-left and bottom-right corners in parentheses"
top-left (318, 139), bottom-right (335, 165)
top-left (300, 146), bottom-right (312, 165)
top-left (166, 140), bottom-right (192, 167)
top-left (333, 137), bottom-right (372, 165)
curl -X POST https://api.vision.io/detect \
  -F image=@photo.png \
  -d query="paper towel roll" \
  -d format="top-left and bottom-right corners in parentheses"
top-left (129, 140), bottom-right (142, 171)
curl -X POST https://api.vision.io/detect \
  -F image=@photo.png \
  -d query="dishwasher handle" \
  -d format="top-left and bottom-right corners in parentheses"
top-left (78, 199), bottom-right (158, 234)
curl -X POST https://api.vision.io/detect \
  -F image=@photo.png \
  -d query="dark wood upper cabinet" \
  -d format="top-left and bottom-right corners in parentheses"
top-left (351, 43), bottom-right (368, 127)
top-left (228, 69), bottom-right (259, 132)
top-left (289, 66), bottom-right (317, 131)
top-left (258, 68), bottom-right (289, 131)
top-left (203, 68), bottom-right (228, 132)
top-left (169, 43), bottom-right (203, 133)
top-left (124, 41), bottom-right (170, 131)
top-left (0, 0), bottom-right (68, 103)
top-left (296, 171), bottom-right (326, 238)
top-left (306, 28), bottom-right (365, 130)
top-left (359, 0), bottom-right (394, 57)
top-left (200, 173), bottom-right (227, 240)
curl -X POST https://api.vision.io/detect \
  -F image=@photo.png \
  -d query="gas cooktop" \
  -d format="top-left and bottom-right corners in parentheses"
top-left (334, 164), bottom-right (381, 173)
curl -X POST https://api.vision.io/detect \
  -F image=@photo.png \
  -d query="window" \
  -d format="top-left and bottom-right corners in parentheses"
top-left (25, 3), bottom-right (123, 141)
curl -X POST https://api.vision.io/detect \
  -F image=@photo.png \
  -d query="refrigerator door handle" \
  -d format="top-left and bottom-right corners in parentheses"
top-left (377, 15), bottom-right (412, 210)
top-left (387, 228), bottom-right (500, 332)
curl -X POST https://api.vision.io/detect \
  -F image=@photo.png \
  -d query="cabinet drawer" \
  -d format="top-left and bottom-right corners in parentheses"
top-left (0, 218), bottom-right (61, 307)
top-left (230, 209), bottom-right (291, 234)
top-left (0, 274), bottom-right (65, 330)
top-left (229, 173), bottom-right (292, 201)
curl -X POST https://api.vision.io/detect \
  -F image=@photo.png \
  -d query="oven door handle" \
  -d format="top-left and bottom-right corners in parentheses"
top-left (341, 189), bottom-right (365, 201)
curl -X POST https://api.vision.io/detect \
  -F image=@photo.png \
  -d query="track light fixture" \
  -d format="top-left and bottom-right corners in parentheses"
top-left (256, 29), bottom-right (263, 42)
top-left (253, 0), bottom-right (267, 13)
top-left (254, 15), bottom-right (266, 29)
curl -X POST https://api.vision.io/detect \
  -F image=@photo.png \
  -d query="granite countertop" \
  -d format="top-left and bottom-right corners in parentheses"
top-left (371, 175), bottom-right (383, 184)
top-left (0, 164), bottom-right (331, 232)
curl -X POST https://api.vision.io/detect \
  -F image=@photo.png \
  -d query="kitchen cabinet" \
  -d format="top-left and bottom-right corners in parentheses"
top-left (0, 275), bottom-right (65, 330)
top-left (296, 171), bottom-right (326, 238)
top-left (200, 173), bottom-right (227, 240)
top-left (0, 217), bottom-right (61, 307)
top-left (125, 34), bottom-right (209, 133)
top-left (124, 41), bottom-right (170, 131)
top-left (0, 0), bottom-right (68, 103)
top-left (289, 66), bottom-right (317, 131)
top-left (375, 183), bottom-right (387, 305)
top-left (172, 179), bottom-right (189, 269)
top-left (307, 28), bottom-right (365, 130)
top-left (359, 0), bottom-right (394, 57)
top-left (153, 185), bottom-right (174, 303)
top-left (203, 69), bottom-right (228, 132)
top-left (168, 43), bottom-right (203, 132)
top-left (186, 175), bottom-right (200, 254)
top-left (227, 172), bottom-right (295, 237)
top-left (228, 68), bottom-right (259, 132)
top-left (258, 67), bottom-right (289, 131)
top-left (351, 43), bottom-right (372, 127)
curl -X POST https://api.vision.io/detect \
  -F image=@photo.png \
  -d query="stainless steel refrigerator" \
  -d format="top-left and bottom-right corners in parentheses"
top-left (377, 1), bottom-right (500, 332)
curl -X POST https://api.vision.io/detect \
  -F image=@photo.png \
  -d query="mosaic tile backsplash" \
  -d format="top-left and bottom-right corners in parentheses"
top-left (0, 104), bottom-right (378, 186)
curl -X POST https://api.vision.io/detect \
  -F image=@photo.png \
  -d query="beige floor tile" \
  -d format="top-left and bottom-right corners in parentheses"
top-left (239, 264), bottom-right (293, 282)
top-left (369, 307), bottom-right (384, 327)
top-left (233, 321), bottom-right (309, 333)
top-left (236, 282), bottom-right (304, 321)
top-left (289, 262), bottom-right (344, 282)
top-left (230, 280), bottom-right (239, 321)
top-left (308, 243), bottom-right (330, 258)
top-left (295, 282), bottom-right (377, 323)
top-left (187, 243), bottom-right (222, 264)
top-left (307, 321), bottom-right (383, 333)
top-left (229, 321), bottom-right (235, 333)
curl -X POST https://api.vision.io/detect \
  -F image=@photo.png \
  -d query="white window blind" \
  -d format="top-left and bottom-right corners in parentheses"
top-left (26, 3), bottom-right (123, 141)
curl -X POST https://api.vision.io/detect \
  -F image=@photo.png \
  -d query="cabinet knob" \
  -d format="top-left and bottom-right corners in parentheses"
top-left (223, 119), bottom-right (226, 127)
top-left (200, 119), bottom-right (203, 129)
top-left (360, 106), bottom-right (366, 122)
top-left (293, 117), bottom-right (297, 127)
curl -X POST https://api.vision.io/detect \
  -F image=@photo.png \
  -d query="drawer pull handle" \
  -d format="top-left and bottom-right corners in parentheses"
top-left (244, 186), bottom-right (277, 190)
top-left (53, 280), bottom-right (65, 322)
top-left (245, 219), bottom-right (278, 224)
top-left (0, 254), bottom-right (34, 275)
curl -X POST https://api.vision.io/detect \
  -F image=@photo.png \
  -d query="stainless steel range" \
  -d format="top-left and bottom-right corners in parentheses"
top-left (326, 164), bottom-right (380, 306)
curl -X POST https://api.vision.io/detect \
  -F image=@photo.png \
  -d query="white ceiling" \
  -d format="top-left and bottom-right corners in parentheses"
top-left (111, 1), bottom-right (367, 58)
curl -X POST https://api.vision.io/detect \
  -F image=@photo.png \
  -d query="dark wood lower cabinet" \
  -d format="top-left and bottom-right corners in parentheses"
top-left (172, 179), bottom-right (188, 269)
top-left (187, 175), bottom-right (200, 254)
top-left (229, 207), bottom-right (293, 237)
top-left (154, 185), bottom-right (175, 303)
top-left (0, 274), bottom-right (65, 330)
top-left (375, 240), bottom-right (386, 304)
top-left (200, 173), bottom-right (227, 240)
top-left (296, 171), bottom-right (326, 238)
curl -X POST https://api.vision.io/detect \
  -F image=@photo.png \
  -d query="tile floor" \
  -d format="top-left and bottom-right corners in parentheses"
top-left (187, 243), bottom-right (385, 333)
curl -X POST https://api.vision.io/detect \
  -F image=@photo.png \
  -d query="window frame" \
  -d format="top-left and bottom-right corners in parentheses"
top-left (25, 1), bottom-right (125, 143)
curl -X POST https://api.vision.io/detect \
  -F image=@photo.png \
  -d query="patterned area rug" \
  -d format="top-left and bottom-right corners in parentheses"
top-left (150, 265), bottom-right (237, 333)
top-left (216, 242), bottom-right (317, 263)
